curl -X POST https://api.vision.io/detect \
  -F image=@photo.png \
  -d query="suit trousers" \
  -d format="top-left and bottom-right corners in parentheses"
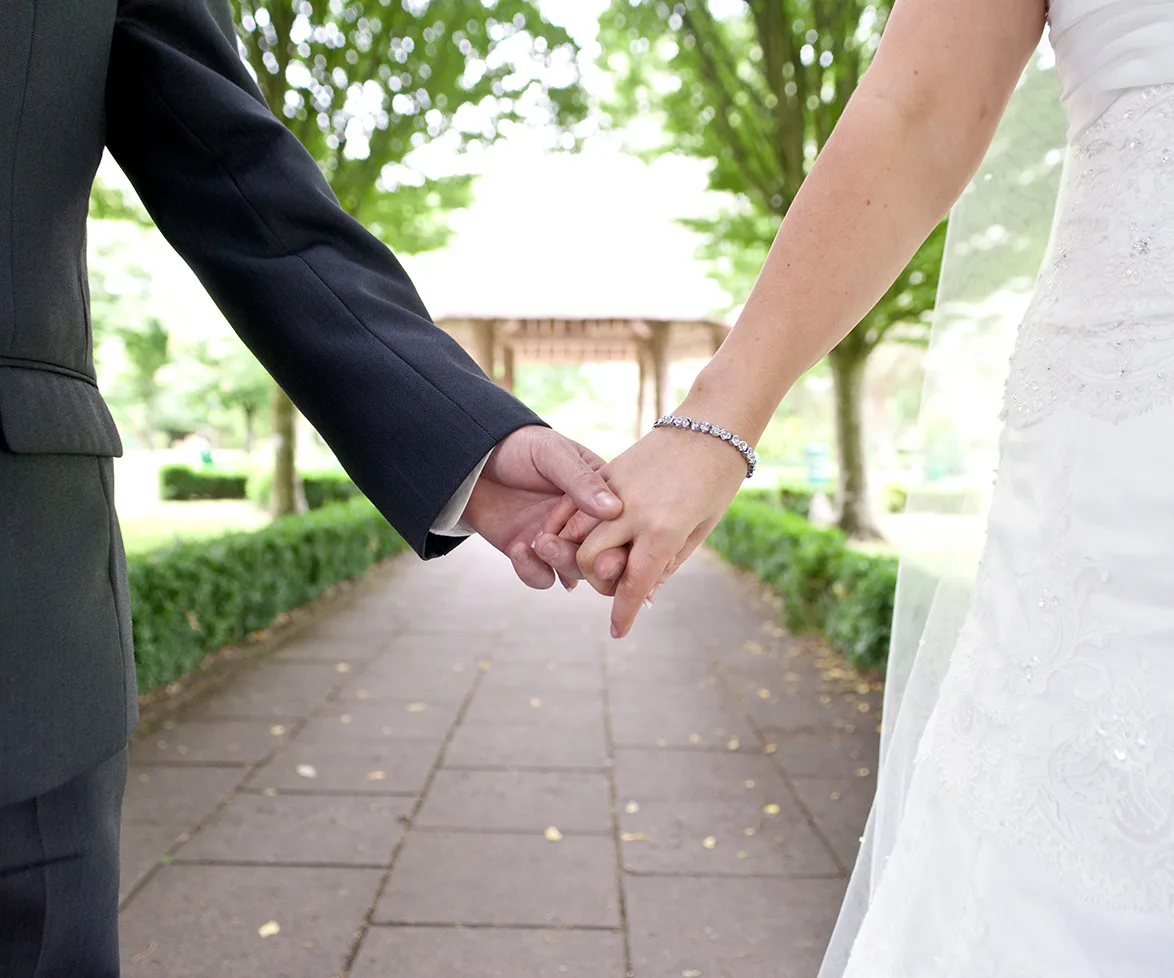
top-left (0, 747), bottom-right (127, 977)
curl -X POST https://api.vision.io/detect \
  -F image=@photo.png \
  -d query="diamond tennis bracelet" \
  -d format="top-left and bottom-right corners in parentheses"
top-left (653, 415), bottom-right (758, 478)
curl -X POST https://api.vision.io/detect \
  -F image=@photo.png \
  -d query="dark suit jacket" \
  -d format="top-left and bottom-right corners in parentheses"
top-left (0, 0), bottom-right (539, 804)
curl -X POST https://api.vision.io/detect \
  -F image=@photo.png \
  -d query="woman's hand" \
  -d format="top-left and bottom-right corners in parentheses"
top-left (536, 422), bottom-right (748, 638)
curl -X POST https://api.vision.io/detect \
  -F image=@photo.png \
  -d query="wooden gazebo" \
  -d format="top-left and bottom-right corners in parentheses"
top-left (439, 316), bottom-right (730, 435)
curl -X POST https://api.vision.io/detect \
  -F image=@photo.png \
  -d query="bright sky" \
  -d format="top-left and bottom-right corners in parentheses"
top-left (405, 0), bottom-right (731, 321)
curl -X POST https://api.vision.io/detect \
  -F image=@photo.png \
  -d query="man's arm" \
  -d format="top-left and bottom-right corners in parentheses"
top-left (104, 0), bottom-right (538, 557)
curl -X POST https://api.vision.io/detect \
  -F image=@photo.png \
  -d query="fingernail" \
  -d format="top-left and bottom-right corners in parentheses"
top-left (647, 583), bottom-right (663, 606)
top-left (563, 581), bottom-right (578, 593)
top-left (595, 490), bottom-right (621, 510)
top-left (539, 540), bottom-right (561, 562)
top-left (610, 623), bottom-right (621, 639)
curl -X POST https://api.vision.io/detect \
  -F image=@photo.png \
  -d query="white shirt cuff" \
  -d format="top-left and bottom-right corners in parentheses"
top-left (430, 451), bottom-right (492, 538)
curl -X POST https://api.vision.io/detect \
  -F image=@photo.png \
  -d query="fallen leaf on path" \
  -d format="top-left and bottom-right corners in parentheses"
top-left (406, 702), bottom-right (427, 713)
top-left (701, 836), bottom-right (717, 849)
top-left (625, 801), bottom-right (640, 814)
top-left (621, 832), bottom-right (651, 842)
top-left (544, 826), bottom-right (563, 842)
top-left (269, 725), bottom-right (286, 737)
top-left (335, 662), bottom-right (350, 674)
top-left (295, 764), bottom-right (318, 780)
top-left (366, 771), bottom-right (387, 781)
top-left (258, 921), bottom-right (280, 938)
top-left (764, 803), bottom-right (781, 816)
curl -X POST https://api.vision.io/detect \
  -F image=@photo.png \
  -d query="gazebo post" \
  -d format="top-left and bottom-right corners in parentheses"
top-left (650, 322), bottom-right (671, 421)
top-left (502, 345), bottom-right (516, 393)
top-left (635, 341), bottom-right (649, 438)
top-left (473, 320), bottom-right (497, 381)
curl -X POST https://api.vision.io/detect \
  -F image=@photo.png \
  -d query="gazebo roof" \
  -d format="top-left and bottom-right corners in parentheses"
top-left (438, 315), bottom-right (730, 365)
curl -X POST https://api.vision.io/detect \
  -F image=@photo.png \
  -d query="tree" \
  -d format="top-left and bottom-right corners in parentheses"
top-left (599, 0), bottom-right (945, 538)
top-left (117, 317), bottom-right (171, 448)
top-left (188, 339), bottom-right (274, 452)
top-left (230, 0), bottom-right (587, 514)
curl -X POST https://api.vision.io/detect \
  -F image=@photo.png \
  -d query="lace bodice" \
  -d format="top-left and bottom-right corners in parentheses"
top-left (1003, 86), bottom-right (1174, 427)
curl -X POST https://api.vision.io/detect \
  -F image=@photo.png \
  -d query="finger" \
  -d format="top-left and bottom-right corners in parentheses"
top-left (592, 546), bottom-right (630, 585)
top-left (542, 495), bottom-right (581, 539)
top-left (507, 539), bottom-right (557, 591)
top-left (610, 535), bottom-right (682, 639)
top-left (573, 440), bottom-right (607, 472)
top-left (558, 573), bottom-right (580, 592)
top-left (560, 508), bottom-right (603, 545)
top-left (532, 532), bottom-right (587, 581)
top-left (576, 520), bottom-right (639, 597)
top-left (533, 435), bottom-right (622, 521)
top-left (643, 523), bottom-right (713, 605)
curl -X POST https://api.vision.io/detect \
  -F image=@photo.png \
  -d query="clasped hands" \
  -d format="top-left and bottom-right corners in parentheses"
top-left (463, 422), bottom-right (747, 638)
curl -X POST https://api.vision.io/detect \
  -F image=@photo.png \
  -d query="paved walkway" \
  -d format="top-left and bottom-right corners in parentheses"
top-left (118, 538), bottom-right (881, 978)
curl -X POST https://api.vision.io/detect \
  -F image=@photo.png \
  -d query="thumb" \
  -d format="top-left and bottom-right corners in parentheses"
top-left (534, 434), bottom-right (623, 521)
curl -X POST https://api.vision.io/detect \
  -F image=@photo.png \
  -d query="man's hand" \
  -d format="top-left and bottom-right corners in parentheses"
top-left (461, 426), bottom-right (624, 589)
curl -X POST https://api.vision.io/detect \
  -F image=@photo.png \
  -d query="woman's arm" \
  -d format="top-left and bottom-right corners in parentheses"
top-left (681, 0), bottom-right (1047, 440)
top-left (547, 0), bottom-right (1049, 637)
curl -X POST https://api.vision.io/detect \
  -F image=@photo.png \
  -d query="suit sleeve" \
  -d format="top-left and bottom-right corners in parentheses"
top-left (103, 0), bottom-right (543, 558)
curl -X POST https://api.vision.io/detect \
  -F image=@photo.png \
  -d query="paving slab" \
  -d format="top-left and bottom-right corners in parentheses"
top-left (176, 791), bottom-right (411, 865)
top-left (350, 926), bottom-right (627, 978)
top-left (180, 661), bottom-right (348, 721)
top-left (122, 766), bottom-right (249, 827)
top-left (445, 720), bottom-right (610, 770)
top-left (130, 719), bottom-right (287, 766)
top-left (625, 874), bottom-right (847, 978)
top-left (249, 741), bottom-right (437, 795)
top-left (416, 769), bottom-right (613, 833)
top-left (119, 865), bottom-right (381, 978)
top-left (375, 832), bottom-right (621, 927)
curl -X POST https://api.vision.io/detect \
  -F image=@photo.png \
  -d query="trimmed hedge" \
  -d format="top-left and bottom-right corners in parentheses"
top-left (708, 496), bottom-right (897, 672)
top-left (737, 483), bottom-right (817, 519)
top-left (160, 465), bottom-right (249, 501)
top-left (248, 470), bottom-right (362, 511)
top-left (127, 498), bottom-right (408, 695)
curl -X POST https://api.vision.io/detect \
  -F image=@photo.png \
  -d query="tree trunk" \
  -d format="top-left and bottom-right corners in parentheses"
top-left (829, 347), bottom-right (883, 541)
top-left (242, 405), bottom-right (255, 454)
top-left (271, 384), bottom-right (304, 516)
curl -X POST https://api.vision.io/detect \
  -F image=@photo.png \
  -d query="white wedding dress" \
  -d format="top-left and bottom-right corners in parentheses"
top-left (820, 2), bottom-right (1174, 975)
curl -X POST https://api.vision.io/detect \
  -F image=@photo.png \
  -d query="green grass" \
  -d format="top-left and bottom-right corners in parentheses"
top-left (120, 501), bottom-right (270, 555)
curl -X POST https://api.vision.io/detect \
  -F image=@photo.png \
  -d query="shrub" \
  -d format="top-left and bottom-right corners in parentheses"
top-left (708, 496), bottom-right (895, 672)
top-left (736, 483), bottom-right (816, 519)
top-left (248, 470), bottom-right (361, 511)
top-left (159, 465), bottom-right (249, 501)
top-left (127, 497), bottom-right (407, 695)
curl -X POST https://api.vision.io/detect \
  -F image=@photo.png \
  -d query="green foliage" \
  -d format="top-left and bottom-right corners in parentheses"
top-left (737, 484), bottom-right (815, 519)
top-left (88, 175), bottom-right (152, 227)
top-left (233, 0), bottom-right (587, 253)
top-left (160, 465), bottom-right (250, 501)
top-left (709, 496), bottom-right (895, 671)
top-left (128, 498), bottom-right (407, 694)
top-left (598, 0), bottom-right (944, 344)
top-left (249, 470), bottom-right (361, 511)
